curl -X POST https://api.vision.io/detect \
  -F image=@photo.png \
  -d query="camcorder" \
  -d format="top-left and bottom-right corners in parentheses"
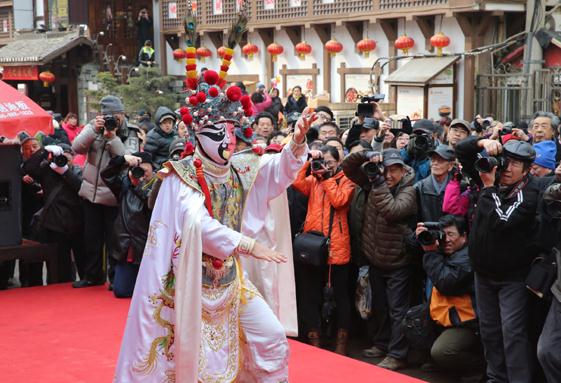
top-left (361, 151), bottom-right (383, 180)
top-left (418, 222), bottom-right (445, 246)
top-left (474, 155), bottom-right (507, 173)
top-left (130, 166), bottom-right (146, 180)
top-left (103, 115), bottom-right (119, 131)
top-left (356, 94), bottom-right (385, 117)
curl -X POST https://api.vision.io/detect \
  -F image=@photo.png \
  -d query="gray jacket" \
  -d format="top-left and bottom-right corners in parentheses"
top-left (72, 120), bottom-right (138, 206)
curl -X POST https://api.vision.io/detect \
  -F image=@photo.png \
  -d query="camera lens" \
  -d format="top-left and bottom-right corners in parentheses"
top-left (474, 157), bottom-right (499, 173)
top-left (103, 115), bottom-right (118, 131)
top-left (418, 231), bottom-right (435, 246)
top-left (53, 155), bottom-right (68, 167)
top-left (131, 166), bottom-right (145, 179)
top-left (362, 162), bottom-right (381, 179)
top-left (311, 159), bottom-right (325, 171)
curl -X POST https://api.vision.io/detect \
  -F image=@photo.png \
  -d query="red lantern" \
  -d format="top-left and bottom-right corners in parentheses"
top-left (173, 49), bottom-right (186, 61)
top-left (394, 35), bottom-right (415, 55)
top-left (242, 42), bottom-right (259, 60)
top-left (430, 32), bottom-right (450, 56)
top-left (196, 47), bottom-right (212, 62)
top-left (217, 46), bottom-right (227, 59)
top-left (38, 70), bottom-right (55, 88)
top-left (267, 43), bottom-right (284, 62)
top-left (295, 41), bottom-right (312, 60)
top-left (356, 38), bottom-right (376, 58)
top-left (325, 39), bottom-right (343, 58)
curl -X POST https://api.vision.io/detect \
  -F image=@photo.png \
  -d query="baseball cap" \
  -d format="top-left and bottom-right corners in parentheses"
top-left (382, 148), bottom-right (405, 167)
top-left (450, 119), bottom-right (471, 133)
top-left (428, 144), bottom-right (456, 161)
top-left (412, 119), bottom-right (436, 134)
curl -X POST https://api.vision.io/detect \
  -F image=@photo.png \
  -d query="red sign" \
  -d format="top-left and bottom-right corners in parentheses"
top-left (1, 66), bottom-right (39, 81)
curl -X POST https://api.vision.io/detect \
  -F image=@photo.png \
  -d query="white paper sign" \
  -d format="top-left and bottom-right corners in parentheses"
top-left (397, 86), bottom-right (424, 120)
top-left (168, 2), bottom-right (177, 19)
top-left (213, 0), bottom-right (223, 15)
top-left (236, 0), bottom-right (244, 11)
top-left (289, 0), bottom-right (302, 6)
top-left (264, 0), bottom-right (275, 10)
top-left (322, 0), bottom-right (335, 4)
top-left (2, 20), bottom-right (8, 33)
top-left (428, 87), bottom-right (453, 120)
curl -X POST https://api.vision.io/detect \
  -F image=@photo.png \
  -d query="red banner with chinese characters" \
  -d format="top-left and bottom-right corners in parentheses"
top-left (0, 80), bottom-right (53, 138)
top-left (1, 66), bottom-right (39, 81)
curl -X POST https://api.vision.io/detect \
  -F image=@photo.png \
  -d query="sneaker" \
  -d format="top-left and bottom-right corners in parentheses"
top-left (362, 345), bottom-right (386, 358)
top-left (377, 356), bottom-right (407, 371)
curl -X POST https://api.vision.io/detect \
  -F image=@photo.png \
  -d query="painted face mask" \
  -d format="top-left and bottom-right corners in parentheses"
top-left (196, 120), bottom-right (237, 166)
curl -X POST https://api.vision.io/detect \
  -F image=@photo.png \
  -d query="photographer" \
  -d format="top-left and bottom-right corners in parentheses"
top-left (22, 143), bottom-right (85, 283)
top-left (292, 145), bottom-right (355, 354)
top-left (144, 106), bottom-right (177, 168)
top-left (101, 152), bottom-right (155, 298)
top-left (416, 215), bottom-right (483, 376)
top-left (72, 95), bottom-right (139, 288)
top-left (342, 148), bottom-right (417, 371)
top-left (465, 139), bottom-right (542, 382)
top-left (136, 8), bottom-right (153, 53)
top-left (404, 120), bottom-right (438, 183)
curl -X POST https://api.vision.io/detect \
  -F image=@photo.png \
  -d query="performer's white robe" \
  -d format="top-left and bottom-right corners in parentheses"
top-left (114, 143), bottom-right (306, 383)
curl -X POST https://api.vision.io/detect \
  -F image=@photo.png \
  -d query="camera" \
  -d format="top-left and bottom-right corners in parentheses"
top-left (474, 155), bottom-right (506, 173)
top-left (361, 151), bottom-right (383, 180)
top-left (103, 115), bottom-right (118, 131)
top-left (310, 158), bottom-right (325, 172)
top-left (52, 154), bottom-right (68, 167)
top-left (130, 166), bottom-right (145, 179)
top-left (356, 94), bottom-right (385, 117)
top-left (418, 222), bottom-right (445, 246)
top-left (501, 122), bottom-right (514, 135)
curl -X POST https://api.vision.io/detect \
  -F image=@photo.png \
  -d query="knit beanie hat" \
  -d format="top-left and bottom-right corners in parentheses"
top-left (533, 140), bottom-right (557, 170)
top-left (100, 96), bottom-right (125, 115)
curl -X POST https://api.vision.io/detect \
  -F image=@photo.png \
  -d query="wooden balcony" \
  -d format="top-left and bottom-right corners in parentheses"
top-left (160, 0), bottom-right (525, 34)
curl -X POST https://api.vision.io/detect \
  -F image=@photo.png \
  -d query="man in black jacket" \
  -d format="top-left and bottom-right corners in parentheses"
top-left (144, 106), bottom-right (177, 168)
top-left (22, 143), bottom-right (85, 282)
top-left (101, 151), bottom-right (154, 298)
top-left (465, 138), bottom-right (540, 382)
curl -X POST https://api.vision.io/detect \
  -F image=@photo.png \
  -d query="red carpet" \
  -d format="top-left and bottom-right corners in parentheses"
top-left (0, 284), bottom-right (424, 382)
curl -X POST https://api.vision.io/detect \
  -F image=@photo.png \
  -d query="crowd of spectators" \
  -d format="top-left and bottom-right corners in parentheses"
top-left (2, 84), bottom-right (561, 382)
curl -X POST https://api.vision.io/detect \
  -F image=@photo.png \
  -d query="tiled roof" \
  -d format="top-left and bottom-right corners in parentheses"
top-left (0, 30), bottom-right (93, 65)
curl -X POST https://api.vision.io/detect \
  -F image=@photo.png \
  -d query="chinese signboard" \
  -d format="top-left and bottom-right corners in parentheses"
top-left (1, 66), bottom-right (39, 81)
top-left (264, 0), bottom-right (275, 10)
top-left (213, 0), bottom-right (223, 15)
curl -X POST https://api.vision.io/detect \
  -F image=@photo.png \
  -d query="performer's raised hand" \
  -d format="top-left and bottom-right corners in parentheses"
top-left (251, 241), bottom-right (287, 263)
top-left (293, 107), bottom-right (317, 144)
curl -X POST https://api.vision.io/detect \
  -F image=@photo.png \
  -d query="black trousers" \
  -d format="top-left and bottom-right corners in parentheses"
top-left (296, 262), bottom-right (351, 333)
top-left (369, 266), bottom-right (411, 360)
top-left (538, 298), bottom-right (561, 383)
top-left (44, 229), bottom-right (86, 283)
top-left (82, 200), bottom-right (117, 283)
top-left (0, 260), bottom-right (15, 289)
top-left (475, 273), bottom-right (533, 383)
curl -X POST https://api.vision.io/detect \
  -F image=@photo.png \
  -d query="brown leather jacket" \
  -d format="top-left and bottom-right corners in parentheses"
top-left (342, 152), bottom-right (417, 270)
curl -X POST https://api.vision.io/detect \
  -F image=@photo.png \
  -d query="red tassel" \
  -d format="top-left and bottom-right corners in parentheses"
top-left (193, 159), bottom-right (214, 218)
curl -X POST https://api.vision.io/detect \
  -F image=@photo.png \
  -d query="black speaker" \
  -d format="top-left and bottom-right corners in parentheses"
top-left (0, 144), bottom-right (22, 247)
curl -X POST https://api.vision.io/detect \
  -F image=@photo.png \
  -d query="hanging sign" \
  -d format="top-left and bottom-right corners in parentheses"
top-left (264, 0), bottom-right (275, 10)
top-left (3, 19), bottom-right (8, 33)
top-left (289, 0), bottom-right (301, 6)
top-left (1, 66), bottom-right (39, 81)
top-left (213, 0), bottom-right (223, 15)
top-left (168, 2), bottom-right (177, 19)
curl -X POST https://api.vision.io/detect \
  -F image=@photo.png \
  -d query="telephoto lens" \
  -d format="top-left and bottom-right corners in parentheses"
top-left (131, 166), bottom-right (145, 179)
top-left (53, 154), bottom-right (68, 167)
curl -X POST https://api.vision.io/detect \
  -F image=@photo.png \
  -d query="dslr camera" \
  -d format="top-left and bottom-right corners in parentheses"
top-left (103, 115), bottom-right (119, 131)
top-left (130, 166), bottom-right (145, 180)
top-left (474, 155), bottom-right (506, 173)
top-left (417, 222), bottom-right (445, 246)
top-left (51, 154), bottom-right (68, 167)
top-left (311, 157), bottom-right (326, 172)
top-left (361, 151), bottom-right (383, 180)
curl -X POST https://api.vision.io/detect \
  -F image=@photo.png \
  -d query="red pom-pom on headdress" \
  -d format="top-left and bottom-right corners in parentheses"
top-left (208, 87), bottom-right (219, 98)
top-left (188, 96), bottom-right (199, 106)
top-left (244, 106), bottom-right (254, 116)
top-left (240, 95), bottom-right (251, 108)
top-left (196, 91), bottom-right (207, 103)
top-left (180, 142), bottom-right (195, 159)
top-left (203, 70), bottom-right (219, 85)
top-left (244, 127), bottom-right (253, 138)
top-left (182, 113), bottom-right (193, 125)
top-left (226, 86), bottom-right (242, 102)
top-left (185, 77), bottom-right (198, 90)
top-left (179, 106), bottom-right (189, 116)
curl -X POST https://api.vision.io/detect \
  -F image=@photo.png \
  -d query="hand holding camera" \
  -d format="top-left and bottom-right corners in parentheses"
top-left (309, 151), bottom-right (331, 179)
top-left (361, 151), bottom-right (384, 185)
top-left (45, 145), bottom-right (68, 168)
top-left (416, 222), bottom-right (444, 251)
top-left (124, 155), bottom-right (142, 168)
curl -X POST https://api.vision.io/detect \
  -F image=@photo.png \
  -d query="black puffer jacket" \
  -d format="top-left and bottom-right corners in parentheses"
top-left (342, 152), bottom-right (417, 270)
top-left (22, 149), bottom-right (83, 234)
top-left (101, 155), bottom-right (153, 264)
top-left (144, 107), bottom-right (177, 168)
top-left (423, 246), bottom-right (474, 296)
top-left (284, 95), bottom-right (307, 115)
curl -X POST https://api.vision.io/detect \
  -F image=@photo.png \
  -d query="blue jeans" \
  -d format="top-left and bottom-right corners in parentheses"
top-left (113, 262), bottom-right (139, 298)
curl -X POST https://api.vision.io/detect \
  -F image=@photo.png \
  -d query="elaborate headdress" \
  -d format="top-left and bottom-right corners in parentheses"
top-left (178, 5), bottom-right (253, 135)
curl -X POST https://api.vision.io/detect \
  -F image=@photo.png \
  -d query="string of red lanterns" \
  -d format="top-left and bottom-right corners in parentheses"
top-left (356, 38), bottom-right (376, 58)
top-left (430, 32), bottom-right (450, 56)
top-left (295, 41), bottom-right (312, 60)
top-left (395, 35), bottom-right (415, 55)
